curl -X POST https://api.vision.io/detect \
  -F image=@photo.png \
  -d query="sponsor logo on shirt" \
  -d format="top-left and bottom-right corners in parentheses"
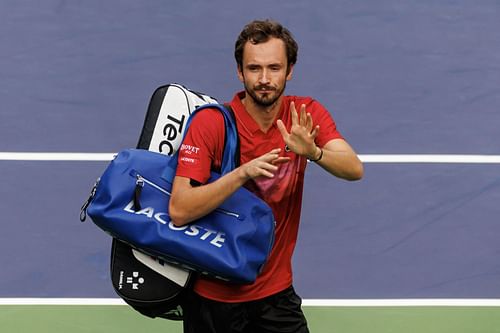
top-left (180, 144), bottom-right (200, 154)
top-left (179, 144), bottom-right (200, 165)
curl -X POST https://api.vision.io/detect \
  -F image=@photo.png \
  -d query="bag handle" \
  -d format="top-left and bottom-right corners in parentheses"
top-left (161, 104), bottom-right (239, 181)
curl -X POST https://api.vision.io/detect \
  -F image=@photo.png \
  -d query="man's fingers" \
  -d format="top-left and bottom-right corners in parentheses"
top-left (272, 156), bottom-right (291, 165)
top-left (276, 119), bottom-right (289, 139)
top-left (247, 149), bottom-right (290, 179)
top-left (310, 125), bottom-right (320, 139)
top-left (266, 148), bottom-right (282, 156)
top-left (260, 149), bottom-right (282, 164)
top-left (252, 161), bottom-right (279, 178)
top-left (299, 104), bottom-right (307, 125)
top-left (306, 113), bottom-right (313, 132)
top-left (290, 101), bottom-right (298, 125)
top-left (299, 105), bottom-right (305, 125)
top-left (259, 170), bottom-right (276, 178)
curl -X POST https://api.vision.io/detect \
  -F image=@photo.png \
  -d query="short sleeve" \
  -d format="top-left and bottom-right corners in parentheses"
top-left (175, 109), bottom-right (225, 184)
top-left (309, 99), bottom-right (343, 148)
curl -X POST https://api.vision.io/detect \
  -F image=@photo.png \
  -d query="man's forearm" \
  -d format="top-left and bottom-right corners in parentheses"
top-left (168, 168), bottom-right (248, 226)
top-left (315, 139), bottom-right (364, 181)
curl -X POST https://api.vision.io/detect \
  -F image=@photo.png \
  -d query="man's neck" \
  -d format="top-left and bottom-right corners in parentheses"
top-left (241, 95), bottom-right (283, 133)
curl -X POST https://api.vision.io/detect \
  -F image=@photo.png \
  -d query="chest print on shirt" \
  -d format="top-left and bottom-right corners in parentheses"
top-left (255, 159), bottom-right (296, 191)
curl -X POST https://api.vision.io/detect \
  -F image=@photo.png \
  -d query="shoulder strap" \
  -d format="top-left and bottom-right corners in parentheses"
top-left (161, 104), bottom-right (240, 181)
top-left (223, 104), bottom-right (240, 168)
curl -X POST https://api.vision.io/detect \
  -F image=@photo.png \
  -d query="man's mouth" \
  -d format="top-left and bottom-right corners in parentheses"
top-left (256, 86), bottom-right (275, 92)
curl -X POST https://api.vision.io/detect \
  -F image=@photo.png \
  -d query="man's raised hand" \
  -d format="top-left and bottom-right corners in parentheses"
top-left (277, 101), bottom-right (320, 159)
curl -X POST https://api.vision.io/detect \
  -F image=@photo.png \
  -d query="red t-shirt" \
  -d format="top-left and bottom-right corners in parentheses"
top-left (176, 91), bottom-right (343, 302)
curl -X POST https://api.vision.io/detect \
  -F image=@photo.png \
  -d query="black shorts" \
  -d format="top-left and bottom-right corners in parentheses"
top-left (183, 286), bottom-right (309, 333)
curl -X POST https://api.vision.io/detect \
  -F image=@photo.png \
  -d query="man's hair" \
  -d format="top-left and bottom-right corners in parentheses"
top-left (235, 19), bottom-right (298, 71)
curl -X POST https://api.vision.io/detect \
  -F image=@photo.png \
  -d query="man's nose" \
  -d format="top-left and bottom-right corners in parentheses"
top-left (259, 69), bottom-right (271, 84)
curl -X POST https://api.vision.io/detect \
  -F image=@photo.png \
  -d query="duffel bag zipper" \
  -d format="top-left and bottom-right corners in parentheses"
top-left (135, 173), bottom-right (244, 221)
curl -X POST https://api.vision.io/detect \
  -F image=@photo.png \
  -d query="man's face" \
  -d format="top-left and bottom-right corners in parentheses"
top-left (238, 37), bottom-right (293, 107)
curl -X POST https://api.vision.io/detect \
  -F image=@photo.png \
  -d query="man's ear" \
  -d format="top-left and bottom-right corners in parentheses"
top-left (286, 64), bottom-right (294, 81)
top-left (237, 65), bottom-right (244, 82)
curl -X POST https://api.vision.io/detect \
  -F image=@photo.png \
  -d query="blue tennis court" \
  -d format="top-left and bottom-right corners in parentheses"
top-left (1, 1), bottom-right (500, 331)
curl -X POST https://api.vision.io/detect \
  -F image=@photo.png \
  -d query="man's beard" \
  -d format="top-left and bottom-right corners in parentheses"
top-left (244, 81), bottom-right (286, 107)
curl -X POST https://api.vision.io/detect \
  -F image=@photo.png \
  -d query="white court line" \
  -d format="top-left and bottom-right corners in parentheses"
top-left (361, 154), bottom-right (500, 164)
top-left (0, 298), bottom-right (125, 306)
top-left (302, 299), bottom-right (500, 307)
top-left (1, 153), bottom-right (500, 163)
top-left (0, 152), bottom-right (115, 161)
top-left (1, 298), bottom-right (500, 307)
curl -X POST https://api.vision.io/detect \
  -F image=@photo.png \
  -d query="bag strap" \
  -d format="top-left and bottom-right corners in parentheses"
top-left (161, 104), bottom-right (240, 181)
top-left (223, 104), bottom-right (240, 168)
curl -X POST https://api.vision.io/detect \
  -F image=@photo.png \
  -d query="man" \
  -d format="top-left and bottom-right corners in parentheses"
top-left (169, 19), bottom-right (363, 333)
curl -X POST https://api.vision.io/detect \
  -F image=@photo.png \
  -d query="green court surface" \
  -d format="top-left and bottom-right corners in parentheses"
top-left (1, 305), bottom-right (500, 333)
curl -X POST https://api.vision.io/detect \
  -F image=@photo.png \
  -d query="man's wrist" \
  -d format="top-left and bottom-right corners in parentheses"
top-left (308, 146), bottom-right (323, 162)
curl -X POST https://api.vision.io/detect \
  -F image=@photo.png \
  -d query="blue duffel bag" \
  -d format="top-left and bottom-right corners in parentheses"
top-left (81, 104), bottom-right (275, 283)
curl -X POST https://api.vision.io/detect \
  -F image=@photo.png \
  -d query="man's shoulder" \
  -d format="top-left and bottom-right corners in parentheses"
top-left (190, 107), bottom-right (226, 123)
top-left (187, 107), bottom-right (226, 138)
